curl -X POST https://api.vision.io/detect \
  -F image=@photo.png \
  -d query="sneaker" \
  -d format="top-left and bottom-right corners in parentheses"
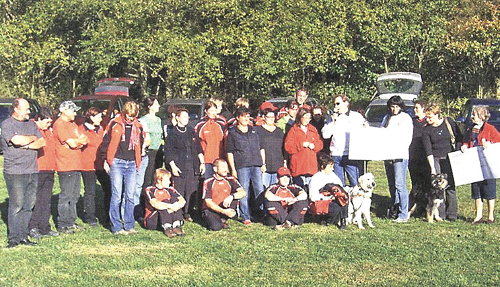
top-left (172, 227), bottom-right (185, 236)
top-left (282, 221), bottom-right (293, 229)
top-left (393, 217), bottom-right (409, 223)
top-left (87, 221), bottom-right (98, 227)
top-left (68, 224), bottom-right (85, 231)
top-left (163, 228), bottom-right (176, 238)
top-left (273, 224), bottom-right (285, 231)
top-left (19, 238), bottom-right (37, 246)
top-left (125, 228), bottom-right (138, 235)
top-left (113, 230), bottom-right (128, 235)
top-left (29, 228), bottom-right (43, 239)
top-left (43, 230), bottom-right (59, 237)
top-left (243, 220), bottom-right (252, 225)
top-left (6, 241), bottom-right (19, 249)
top-left (184, 215), bottom-right (193, 222)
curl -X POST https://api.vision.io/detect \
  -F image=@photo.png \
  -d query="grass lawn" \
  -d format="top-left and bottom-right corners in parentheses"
top-left (0, 158), bottom-right (498, 286)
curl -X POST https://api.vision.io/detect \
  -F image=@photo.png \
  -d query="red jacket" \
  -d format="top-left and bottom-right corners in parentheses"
top-left (104, 116), bottom-right (144, 168)
top-left (284, 124), bottom-right (323, 177)
top-left (463, 122), bottom-right (500, 148)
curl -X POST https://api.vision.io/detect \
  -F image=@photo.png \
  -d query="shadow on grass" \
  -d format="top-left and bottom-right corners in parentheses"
top-left (0, 198), bottom-right (8, 226)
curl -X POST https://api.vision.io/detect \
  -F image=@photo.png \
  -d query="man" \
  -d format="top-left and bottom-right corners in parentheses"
top-left (276, 99), bottom-right (299, 134)
top-left (53, 101), bottom-right (88, 233)
top-left (1, 98), bottom-right (45, 248)
top-left (295, 89), bottom-right (310, 109)
top-left (264, 167), bottom-right (308, 230)
top-left (201, 159), bottom-right (246, 231)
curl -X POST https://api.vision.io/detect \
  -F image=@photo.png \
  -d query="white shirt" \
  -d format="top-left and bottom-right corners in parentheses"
top-left (309, 171), bottom-right (343, 202)
top-left (321, 111), bottom-right (366, 156)
top-left (380, 112), bottom-right (413, 159)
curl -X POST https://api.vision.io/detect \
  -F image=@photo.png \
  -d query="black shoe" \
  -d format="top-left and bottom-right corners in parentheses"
top-left (339, 218), bottom-right (347, 230)
top-left (29, 228), bottom-right (43, 239)
top-left (6, 241), bottom-right (19, 248)
top-left (19, 238), bottom-right (37, 246)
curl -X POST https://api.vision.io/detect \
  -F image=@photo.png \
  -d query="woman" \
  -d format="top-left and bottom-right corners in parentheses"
top-left (164, 108), bottom-right (205, 222)
top-left (461, 106), bottom-right (500, 224)
top-left (380, 96), bottom-right (413, 223)
top-left (284, 107), bottom-right (323, 188)
top-left (79, 107), bottom-right (108, 226)
top-left (309, 153), bottom-right (346, 229)
top-left (422, 103), bottom-right (462, 222)
top-left (255, 108), bottom-right (285, 189)
top-left (101, 101), bottom-right (145, 235)
top-left (28, 107), bottom-right (59, 238)
top-left (321, 95), bottom-right (366, 186)
top-left (226, 107), bottom-right (265, 225)
top-left (139, 97), bottom-right (162, 190)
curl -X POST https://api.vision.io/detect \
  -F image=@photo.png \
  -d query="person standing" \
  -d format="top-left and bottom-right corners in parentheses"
top-left (380, 96), bottom-right (413, 223)
top-left (226, 107), bottom-right (265, 225)
top-left (276, 100), bottom-right (299, 134)
top-left (53, 101), bottom-right (88, 233)
top-left (28, 107), bottom-right (59, 239)
top-left (1, 98), bottom-right (45, 248)
top-left (101, 101), bottom-right (145, 235)
top-left (139, 97), bottom-right (163, 189)
top-left (164, 108), bottom-right (205, 222)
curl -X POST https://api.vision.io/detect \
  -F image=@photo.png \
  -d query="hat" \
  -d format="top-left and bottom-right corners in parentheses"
top-left (277, 167), bottom-right (291, 178)
top-left (59, 101), bottom-right (81, 112)
top-left (259, 101), bottom-right (277, 111)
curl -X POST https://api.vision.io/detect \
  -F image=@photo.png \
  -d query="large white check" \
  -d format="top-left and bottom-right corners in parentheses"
top-left (349, 127), bottom-right (408, 160)
top-left (448, 143), bottom-right (500, 186)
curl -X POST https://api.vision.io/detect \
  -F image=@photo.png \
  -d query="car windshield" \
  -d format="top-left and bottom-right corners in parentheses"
top-left (377, 79), bottom-right (421, 95)
top-left (72, 99), bottom-right (111, 115)
top-left (485, 105), bottom-right (500, 123)
top-left (0, 105), bottom-right (11, 122)
top-left (365, 105), bottom-right (388, 123)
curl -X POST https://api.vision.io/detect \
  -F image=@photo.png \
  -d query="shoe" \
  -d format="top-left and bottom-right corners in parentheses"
top-left (57, 227), bottom-right (75, 234)
top-left (282, 221), bottom-right (293, 229)
top-left (43, 230), bottom-right (59, 237)
top-left (19, 238), bottom-right (37, 246)
top-left (68, 224), bottom-right (85, 232)
top-left (6, 241), bottom-right (19, 249)
top-left (243, 220), bottom-right (252, 225)
top-left (472, 219), bottom-right (484, 225)
top-left (222, 222), bottom-right (230, 229)
top-left (87, 221), bottom-right (98, 227)
top-left (393, 217), bottom-right (409, 223)
top-left (172, 227), bottom-right (185, 236)
top-left (339, 218), bottom-right (347, 230)
top-left (29, 228), bottom-right (43, 239)
top-left (184, 215), bottom-right (193, 222)
top-left (273, 224), bottom-right (285, 231)
top-left (125, 228), bottom-right (138, 235)
top-left (163, 228), bottom-right (176, 238)
top-left (487, 219), bottom-right (495, 224)
top-left (112, 230), bottom-right (128, 235)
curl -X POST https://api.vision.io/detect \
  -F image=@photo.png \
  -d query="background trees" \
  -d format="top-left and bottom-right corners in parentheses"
top-left (0, 0), bottom-right (497, 108)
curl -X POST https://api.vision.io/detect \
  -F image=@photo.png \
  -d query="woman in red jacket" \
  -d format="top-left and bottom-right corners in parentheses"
top-left (284, 107), bottom-right (323, 188)
top-left (461, 106), bottom-right (500, 224)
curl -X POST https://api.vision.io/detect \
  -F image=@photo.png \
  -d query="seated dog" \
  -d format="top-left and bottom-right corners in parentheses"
top-left (347, 173), bottom-right (376, 229)
top-left (427, 174), bottom-right (448, 223)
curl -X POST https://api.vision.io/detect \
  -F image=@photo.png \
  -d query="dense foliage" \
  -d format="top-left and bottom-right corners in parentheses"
top-left (0, 0), bottom-right (497, 107)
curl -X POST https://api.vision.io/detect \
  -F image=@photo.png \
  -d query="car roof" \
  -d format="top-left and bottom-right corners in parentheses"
top-left (367, 98), bottom-right (415, 106)
top-left (466, 98), bottom-right (500, 105)
top-left (0, 98), bottom-right (15, 104)
top-left (73, 94), bottom-right (128, 100)
top-left (163, 98), bottom-right (205, 105)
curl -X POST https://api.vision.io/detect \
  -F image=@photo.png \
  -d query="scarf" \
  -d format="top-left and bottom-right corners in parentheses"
top-left (120, 116), bottom-right (141, 151)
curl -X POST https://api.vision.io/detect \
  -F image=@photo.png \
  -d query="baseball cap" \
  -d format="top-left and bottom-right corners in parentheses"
top-left (259, 101), bottom-right (277, 111)
top-left (59, 101), bottom-right (81, 112)
top-left (277, 167), bottom-right (291, 178)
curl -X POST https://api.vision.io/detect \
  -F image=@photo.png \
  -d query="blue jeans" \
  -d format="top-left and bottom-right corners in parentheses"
top-left (384, 159), bottom-right (409, 220)
top-left (333, 155), bottom-right (361, 186)
top-left (58, 171), bottom-right (81, 228)
top-left (204, 163), bottom-right (214, 179)
top-left (109, 158), bottom-right (137, 232)
top-left (262, 172), bottom-right (278, 190)
top-left (237, 166), bottom-right (264, 221)
top-left (4, 173), bottom-right (37, 244)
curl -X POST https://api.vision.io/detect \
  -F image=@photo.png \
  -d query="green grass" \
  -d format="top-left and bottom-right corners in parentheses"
top-left (0, 158), bottom-right (498, 286)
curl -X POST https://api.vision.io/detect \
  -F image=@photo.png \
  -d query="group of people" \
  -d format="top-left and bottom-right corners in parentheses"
top-left (1, 89), bottom-right (498, 247)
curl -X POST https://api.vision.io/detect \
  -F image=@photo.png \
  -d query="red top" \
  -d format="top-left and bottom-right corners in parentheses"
top-left (195, 116), bottom-right (226, 164)
top-left (143, 186), bottom-right (181, 222)
top-left (284, 124), bottom-right (323, 177)
top-left (78, 124), bottom-right (105, 171)
top-left (463, 122), bottom-right (500, 148)
top-left (37, 129), bottom-right (57, 171)
top-left (201, 176), bottom-right (241, 210)
top-left (103, 116), bottom-right (144, 168)
top-left (53, 118), bottom-right (83, 172)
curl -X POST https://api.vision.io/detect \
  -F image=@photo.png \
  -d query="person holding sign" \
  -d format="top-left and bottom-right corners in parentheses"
top-left (461, 106), bottom-right (500, 224)
top-left (422, 103), bottom-right (462, 222)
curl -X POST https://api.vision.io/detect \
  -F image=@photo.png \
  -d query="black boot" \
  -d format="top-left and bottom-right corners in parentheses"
top-left (339, 218), bottom-right (347, 230)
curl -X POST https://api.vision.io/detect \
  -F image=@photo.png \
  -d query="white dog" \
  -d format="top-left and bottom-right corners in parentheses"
top-left (347, 173), bottom-right (376, 229)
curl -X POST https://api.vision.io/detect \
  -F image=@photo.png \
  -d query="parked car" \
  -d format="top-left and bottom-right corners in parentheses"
top-left (267, 97), bottom-right (320, 110)
top-left (365, 72), bottom-right (422, 126)
top-left (456, 98), bottom-right (500, 134)
top-left (158, 98), bottom-right (206, 128)
top-left (0, 97), bottom-right (41, 153)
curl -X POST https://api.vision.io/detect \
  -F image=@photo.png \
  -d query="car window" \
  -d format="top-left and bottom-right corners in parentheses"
top-left (365, 105), bottom-right (387, 123)
top-left (0, 104), bottom-right (11, 122)
top-left (73, 99), bottom-right (112, 115)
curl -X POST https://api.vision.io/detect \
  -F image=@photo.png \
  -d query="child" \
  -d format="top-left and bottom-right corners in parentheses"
top-left (144, 169), bottom-right (186, 237)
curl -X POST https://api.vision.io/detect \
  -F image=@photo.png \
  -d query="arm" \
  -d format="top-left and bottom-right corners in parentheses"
top-left (227, 153), bottom-right (237, 178)
top-left (65, 133), bottom-right (88, 149)
top-left (265, 188), bottom-right (284, 202)
top-left (260, 148), bottom-right (266, 173)
top-left (10, 135), bottom-right (38, 147)
top-left (205, 198), bottom-right (236, 217)
top-left (296, 189), bottom-right (308, 201)
top-left (427, 154), bottom-right (436, 175)
top-left (321, 121), bottom-right (334, 139)
top-left (24, 137), bottom-right (46, 149)
top-left (284, 128), bottom-right (303, 155)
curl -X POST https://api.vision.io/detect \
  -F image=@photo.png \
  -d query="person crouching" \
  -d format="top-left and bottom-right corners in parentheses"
top-left (264, 167), bottom-right (308, 230)
top-left (144, 169), bottom-right (186, 238)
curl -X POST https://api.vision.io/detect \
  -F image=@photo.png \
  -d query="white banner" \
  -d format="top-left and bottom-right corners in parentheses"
top-left (448, 143), bottom-right (500, 186)
top-left (349, 127), bottom-right (408, 160)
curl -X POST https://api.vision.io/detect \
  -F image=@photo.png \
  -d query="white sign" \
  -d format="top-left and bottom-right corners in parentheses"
top-left (448, 143), bottom-right (500, 186)
top-left (349, 127), bottom-right (408, 160)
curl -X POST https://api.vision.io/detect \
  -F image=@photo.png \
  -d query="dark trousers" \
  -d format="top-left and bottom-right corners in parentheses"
top-left (29, 171), bottom-right (54, 234)
top-left (81, 171), bottom-right (97, 224)
top-left (434, 157), bottom-right (458, 220)
top-left (409, 158), bottom-right (431, 215)
top-left (57, 171), bottom-right (81, 228)
top-left (327, 201), bottom-right (347, 225)
top-left (265, 200), bottom-right (308, 226)
top-left (4, 172), bottom-right (38, 244)
top-left (96, 170), bottom-right (111, 223)
top-left (142, 149), bottom-right (158, 190)
top-left (172, 165), bottom-right (198, 218)
top-left (202, 201), bottom-right (238, 231)
top-left (144, 209), bottom-right (184, 230)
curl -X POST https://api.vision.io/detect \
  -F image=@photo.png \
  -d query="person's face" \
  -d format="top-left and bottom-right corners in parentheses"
top-left (323, 163), bottom-right (334, 174)
top-left (90, 113), bottom-right (103, 126)
top-left (296, 91), bottom-right (308, 105)
top-left (300, 112), bottom-right (312, 126)
top-left (278, 175), bottom-right (290, 186)
top-left (237, 113), bottom-right (251, 126)
top-left (149, 99), bottom-right (160, 114)
top-left (312, 108), bottom-right (322, 121)
top-left (62, 109), bottom-right (76, 121)
top-left (14, 99), bottom-right (31, 120)
top-left (215, 161), bottom-right (229, 177)
top-left (425, 112), bottom-right (440, 126)
top-left (334, 97), bottom-right (349, 114)
top-left (206, 106), bottom-right (218, 118)
top-left (414, 104), bottom-right (425, 118)
top-left (471, 110), bottom-right (483, 124)
top-left (36, 118), bottom-right (53, 130)
top-left (176, 111), bottom-right (190, 127)
top-left (159, 175), bottom-right (171, 188)
top-left (124, 113), bottom-right (135, 122)
top-left (390, 104), bottom-right (401, 115)
top-left (264, 112), bottom-right (276, 125)
top-left (288, 105), bottom-right (299, 118)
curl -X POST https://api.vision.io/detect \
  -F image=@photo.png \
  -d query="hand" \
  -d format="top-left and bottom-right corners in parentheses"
top-left (222, 195), bottom-right (234, 208)
top-left (261, 164), bottom-right (267, 173)
top-left (482, 139), bottom-right (491, 149)
top-left (308, 143), bottom-right (315, 150)
top-left (79, 134), bottom-right (89, 145)
top-left (303, 141), bottom-right (310, 148)
top-left (166, 208), bottom-right (175, 214)
top-left (460, 145), bottom-right (467, 153)
top-left (223, 208), bottom-right (237, 218)
top-left (104, 162), bottom-right (110, 174)
top-left (199, 163), bottom-right (206, 175)
top-left (286, 197), bottom-right (297, 205)
top-left (232, 170), bottom-right (238, 178)
top-left (171, 165), bottom-right (182, 177)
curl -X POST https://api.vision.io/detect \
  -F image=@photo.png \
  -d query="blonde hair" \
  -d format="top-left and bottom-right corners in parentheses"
top-left (122, 101), bottom-right (139, 117)
top-left (154, 168), bottom-right (171, 185)
top-left (473, 105), bottom-right (490, 122)
top-left (424, 102), bottom-right (442, 117)
top-left (235, 97), bottom-right (249, 109)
